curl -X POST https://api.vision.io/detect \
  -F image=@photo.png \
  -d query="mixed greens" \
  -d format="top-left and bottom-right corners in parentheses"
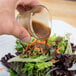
top-left (1, 34), bottom-right (76, 76)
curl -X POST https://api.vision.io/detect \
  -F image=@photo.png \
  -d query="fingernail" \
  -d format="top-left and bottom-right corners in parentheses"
top-left (22, 36), bottom-right (31, 43)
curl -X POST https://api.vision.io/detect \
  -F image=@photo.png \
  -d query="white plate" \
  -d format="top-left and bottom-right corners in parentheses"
top-left (0, 20), bottom-right (76, 76)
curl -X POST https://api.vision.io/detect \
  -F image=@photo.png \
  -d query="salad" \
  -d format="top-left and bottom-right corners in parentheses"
top-left (1, 33), bottom-right (76, 76)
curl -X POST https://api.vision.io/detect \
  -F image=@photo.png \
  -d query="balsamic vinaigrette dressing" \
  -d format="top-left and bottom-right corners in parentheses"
top-left (32, 21), bottom-right (51, 40)
top-left (32, 21), bottom-right (51, 49)
top-left (45, 40), bottom-right (48, 49)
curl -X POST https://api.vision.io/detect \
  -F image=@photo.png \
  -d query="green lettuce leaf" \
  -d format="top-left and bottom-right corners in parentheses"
top-left (36, 62), bottom-right (53, 71)
top-left (8, 55), bottom-right (52, 63)
top-left (64, 33), bottom-right (73, 54)
top-left (8, 69), bottom-right (18, 76)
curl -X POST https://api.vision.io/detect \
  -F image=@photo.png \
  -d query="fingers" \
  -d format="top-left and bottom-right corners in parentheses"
top-left (30, 0), bottom-right (40, 6)
top-left (16, 0), bottom-right (40, 14)
top-left (12, 21), bottom-right (31, 42)
top-left (17, 5), bottom-right (32, 14)
top-left (17, 0), bottom-right (40, 6)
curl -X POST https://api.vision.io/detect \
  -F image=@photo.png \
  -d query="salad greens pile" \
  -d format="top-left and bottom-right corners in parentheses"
top-left (1, 33), bottom-right (76, 76)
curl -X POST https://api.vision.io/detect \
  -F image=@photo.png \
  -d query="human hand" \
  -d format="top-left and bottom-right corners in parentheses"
top-left (0, 0), bottom-right (40, 42)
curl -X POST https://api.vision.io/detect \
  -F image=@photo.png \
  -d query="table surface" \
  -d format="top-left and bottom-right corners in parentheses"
top-left (39, 0), bottom-right (76, 27)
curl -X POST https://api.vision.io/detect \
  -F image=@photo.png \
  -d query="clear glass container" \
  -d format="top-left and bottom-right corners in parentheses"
top-left (17, 5), bottom-right (51, 40)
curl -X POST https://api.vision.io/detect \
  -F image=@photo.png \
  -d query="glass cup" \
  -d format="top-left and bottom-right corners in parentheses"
top-left (17, 5), bottom-right (51, 40)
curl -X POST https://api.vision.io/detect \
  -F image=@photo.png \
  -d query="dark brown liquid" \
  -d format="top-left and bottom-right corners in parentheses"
top-left (32, 21), bottom-right (51, 40)
top-left (45, 40), bottom-right (47, 46)
top-left (45, 40), bottom-right (48, 50)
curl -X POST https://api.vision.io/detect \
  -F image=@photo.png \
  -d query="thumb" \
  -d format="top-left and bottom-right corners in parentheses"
top-left (12, 21), bottom-right (31, 42)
